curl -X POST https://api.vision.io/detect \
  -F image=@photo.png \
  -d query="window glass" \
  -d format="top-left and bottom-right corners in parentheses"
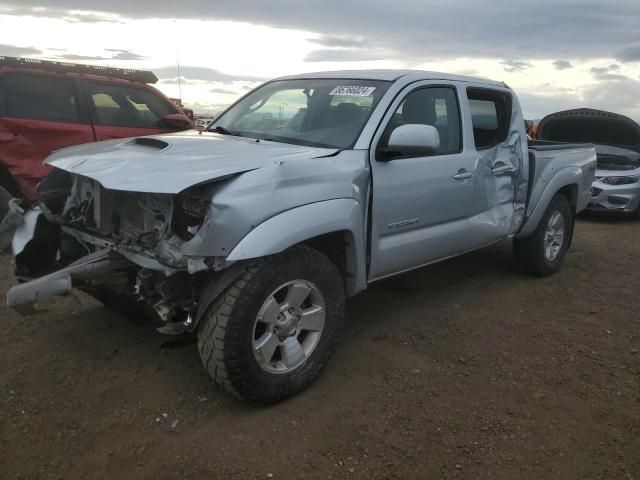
top-left (384, 87), bottom-right (461, 155)
top-left (467, 89), bottom-right (512, 149)
top-left (233, 89), bottom-right (309, 132)
top-left (4, 74), bottom-right (80, 123)
top-left (87, 83), bottom-right (175, 128)
top-left (212, 79), bottom-right (390, 149)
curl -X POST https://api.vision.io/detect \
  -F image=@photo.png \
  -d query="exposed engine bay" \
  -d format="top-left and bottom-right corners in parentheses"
top-left (10, 171), bottom-right (217, 329)
top-left (594, 145), bottom-right (640, 171)
top-left (46, 174), bottom-right (209, 267)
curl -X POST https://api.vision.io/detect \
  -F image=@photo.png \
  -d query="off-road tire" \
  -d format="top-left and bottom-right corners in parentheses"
top-left (513, 194), bottom-right (573, 276)
top-left (196, 245), bottom-right (345, 404)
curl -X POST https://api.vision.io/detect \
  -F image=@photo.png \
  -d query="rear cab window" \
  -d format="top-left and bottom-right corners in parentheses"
top-left (86, 82), bottom-right (176, 129)
top-left (467, 88), bottom-right (512, 149)
top-left (1, 73), bottom-right (81, 123)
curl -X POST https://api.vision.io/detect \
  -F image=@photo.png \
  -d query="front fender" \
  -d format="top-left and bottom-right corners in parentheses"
top-left (226, 198), bottom-right (367, 295)
top-left (516, 166), bottom-right (581, 238)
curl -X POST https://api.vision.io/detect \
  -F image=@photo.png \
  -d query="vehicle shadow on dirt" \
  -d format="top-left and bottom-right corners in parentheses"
top-left (343, 241), bottom-right (517, 340)
top-left (2, 240), bottom-right (519, 408)
top-left (578, 211), bottom-right (638, 224)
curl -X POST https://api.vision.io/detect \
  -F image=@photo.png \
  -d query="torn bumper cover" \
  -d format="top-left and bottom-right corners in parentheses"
top-left (6, 249), bottom-right (130, 315)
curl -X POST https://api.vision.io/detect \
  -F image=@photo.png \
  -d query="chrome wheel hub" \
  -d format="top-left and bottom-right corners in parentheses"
top-left (252, 280), bottom-right (326, 374)
top-left (544, 211), bottom-right (565, 261)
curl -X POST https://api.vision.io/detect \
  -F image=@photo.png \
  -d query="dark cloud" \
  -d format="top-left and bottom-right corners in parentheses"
top-left (590, 66), bottom-right (626, 81)
top-left (616, 45), bottom-right (640, 62)
top-left (5, 0), bottom-right (639, 61)
top-left (518, 75), bottom-right (640, 120)
top-left (553, 60), bottom-right (573, 70)
top-left (158, 76), bottom-right (197, 85)
top-left (155, 65), bottom-right (266, 84)
top-left (53, 49), bottom-right (147, 62)
top-left (0, 44), bottom-right (42, 56)
top-left (304, 49), bottom-right (388, 62)
top-left (58, 53), bottom-right (109, 60)
top-left (308, 35), bottom-right (370, 48)
top-left (2, 5), bottom-right (120, 23)
top-left (105, 49), bottom-right (147, 60)
top-left (62, 12), bottom-right (120, 23)
top-left (501, 60), bottom-right (531, 73)
top-left (581, 76), bottom-right (640, 113)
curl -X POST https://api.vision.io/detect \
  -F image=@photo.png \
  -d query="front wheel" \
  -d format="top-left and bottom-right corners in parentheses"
top-left (513, 194), bottom-right (573, 276)
top-left (196, 246), bottom-right (345, 404)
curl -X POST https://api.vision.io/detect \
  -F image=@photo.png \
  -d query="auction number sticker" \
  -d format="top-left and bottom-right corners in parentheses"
top-left (329, 86), bottom-right (376, 96)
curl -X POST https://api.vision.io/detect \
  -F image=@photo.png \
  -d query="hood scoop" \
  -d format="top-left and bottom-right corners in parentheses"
top-left (131, 137), bottom-right (169, 150)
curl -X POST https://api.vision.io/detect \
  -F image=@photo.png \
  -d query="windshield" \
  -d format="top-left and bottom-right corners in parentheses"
top-left (209, 79), bottom-right (391, 149)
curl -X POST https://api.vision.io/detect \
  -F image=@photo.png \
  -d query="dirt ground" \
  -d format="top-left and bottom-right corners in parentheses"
top-left (1, 214), bottom-right (639, 480)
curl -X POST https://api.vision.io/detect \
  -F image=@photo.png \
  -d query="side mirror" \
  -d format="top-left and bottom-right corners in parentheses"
top-left (385, 124), bottom-right (440, 158)
top-left (159, 113), bottom-right (192, 131)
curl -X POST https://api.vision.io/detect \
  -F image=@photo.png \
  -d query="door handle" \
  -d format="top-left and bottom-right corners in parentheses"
top-left (491, 164), bottom-right (516, 175)
top-left (453, 170), bottom-right (473, 180)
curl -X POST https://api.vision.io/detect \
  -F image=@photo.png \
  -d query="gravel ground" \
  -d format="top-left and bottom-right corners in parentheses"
top-left (1, 215), bottom-right (639, 480)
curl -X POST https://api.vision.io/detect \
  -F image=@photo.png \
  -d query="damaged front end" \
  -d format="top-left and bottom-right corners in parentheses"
top-left (7, 171), bottom-right (222, 331)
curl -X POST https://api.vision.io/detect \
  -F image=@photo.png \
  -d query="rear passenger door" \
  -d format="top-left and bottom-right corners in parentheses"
top-left (464, 87), bottom-right (525, 243)
top-left (0, 72), bottom-right (95, 199)
top-left (84, 82), bottom-right (183, 141)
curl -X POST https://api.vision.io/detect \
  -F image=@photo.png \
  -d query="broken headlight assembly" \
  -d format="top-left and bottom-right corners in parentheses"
top-left (172, 188), bottom-right (211, 241)
top-left (600, 176), bottom-right (640, 185)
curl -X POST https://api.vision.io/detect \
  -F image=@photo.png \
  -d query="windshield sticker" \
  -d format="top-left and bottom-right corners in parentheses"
top-left (329, 86), bottom-right (376, 96)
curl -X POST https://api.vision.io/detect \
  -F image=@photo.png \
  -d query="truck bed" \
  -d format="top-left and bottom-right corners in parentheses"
top-left (528, 139), bottom-right (594, 151)
top-left (519, 140), bottom-right (597, 236)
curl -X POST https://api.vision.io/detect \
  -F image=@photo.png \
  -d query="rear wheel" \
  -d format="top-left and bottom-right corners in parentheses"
top-left (196, 246), bottom-right (345, 404)
top-left (513, 194), bottom-right (573, 276)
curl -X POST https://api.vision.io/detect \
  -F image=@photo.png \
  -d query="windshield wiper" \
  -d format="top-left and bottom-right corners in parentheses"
top-left (212, 125), bottom-right (240, 136)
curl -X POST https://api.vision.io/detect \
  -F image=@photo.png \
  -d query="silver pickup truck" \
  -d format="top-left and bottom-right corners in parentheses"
top-left (4, 70), bottom-right (596, 403)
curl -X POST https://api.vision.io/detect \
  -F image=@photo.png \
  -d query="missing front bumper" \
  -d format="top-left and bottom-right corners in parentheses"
top-left (6, 249), bottom-right (130, 315)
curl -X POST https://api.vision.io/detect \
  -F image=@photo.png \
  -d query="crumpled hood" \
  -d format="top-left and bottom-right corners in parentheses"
top-left (45, 130), bottom-right (337, 193)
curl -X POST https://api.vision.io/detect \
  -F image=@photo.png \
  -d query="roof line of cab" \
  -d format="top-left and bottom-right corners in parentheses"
top-left (273, 69), bottom-right (508, 88)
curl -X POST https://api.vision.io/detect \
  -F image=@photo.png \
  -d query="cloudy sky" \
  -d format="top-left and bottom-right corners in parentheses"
top-left (1, 0), bottom-right (640, 120)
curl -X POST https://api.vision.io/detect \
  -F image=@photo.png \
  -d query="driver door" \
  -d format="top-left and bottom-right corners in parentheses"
top-left (368, 83), bottom-right (479, 280)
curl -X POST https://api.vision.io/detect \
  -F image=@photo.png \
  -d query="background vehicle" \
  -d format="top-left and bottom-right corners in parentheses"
top-left (0, 57), bottom-right (194, 199)
top-left (194, 118), bottom-right (214, 129)
top-left (537, 108), bottom-right (640, 217)
top-left (6, 70), bottom-right (596, 403)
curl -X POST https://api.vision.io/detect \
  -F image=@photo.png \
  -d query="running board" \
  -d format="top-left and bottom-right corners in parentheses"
top-left (6, 249), bottom-right (130, 315)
